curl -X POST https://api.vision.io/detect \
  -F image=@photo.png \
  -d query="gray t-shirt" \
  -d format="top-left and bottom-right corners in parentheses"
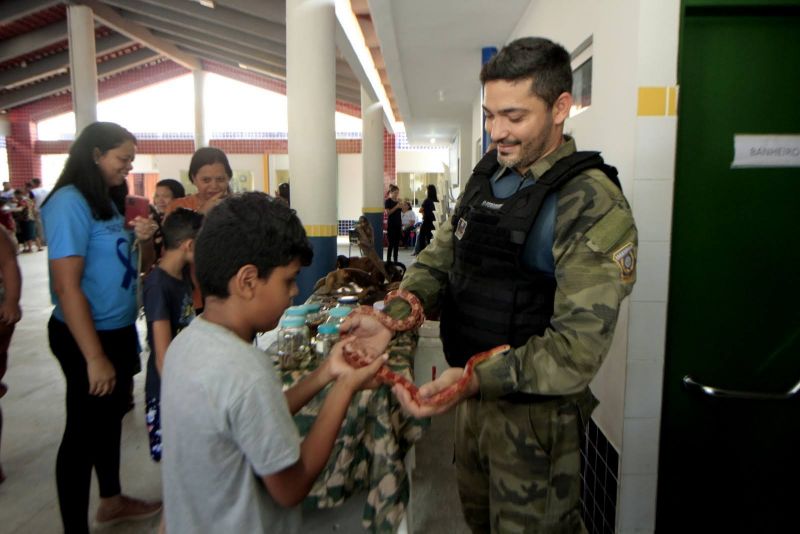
top-left (161, 316), bottom-right (301, 533)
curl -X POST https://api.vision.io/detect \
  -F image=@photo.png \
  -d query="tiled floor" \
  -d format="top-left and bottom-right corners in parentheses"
top-left (0, 242), bottom-right (467, 533)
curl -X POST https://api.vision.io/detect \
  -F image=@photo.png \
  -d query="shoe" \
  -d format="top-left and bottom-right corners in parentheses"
top-left (95, 495), bottom-right (162, 528)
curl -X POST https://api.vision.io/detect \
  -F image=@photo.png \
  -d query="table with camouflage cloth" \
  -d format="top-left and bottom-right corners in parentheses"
top-left (268, 327), bottom-right (428, 533)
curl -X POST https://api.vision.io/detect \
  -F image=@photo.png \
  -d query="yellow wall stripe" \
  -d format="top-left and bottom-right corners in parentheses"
top-left (362, 207), bottom-right (384, 213)
top-left (304, 224), bottom-right (338, 237)
top-left (667, 86), bottom-right (679, 116)
top-left (637, 86), bottom-right (679, 117)
top-left (637, 86), bottom-right (667, 116)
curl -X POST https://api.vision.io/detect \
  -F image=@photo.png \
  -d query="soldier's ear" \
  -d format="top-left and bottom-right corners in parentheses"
top-left (552, 92), bottom-right (573, 125)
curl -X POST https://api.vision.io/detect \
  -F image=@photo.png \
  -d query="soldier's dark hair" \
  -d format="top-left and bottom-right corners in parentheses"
top-left (194, 192), bottom-right (313, 299)
top-left (188, 147), bottom-right (232, 183)
top-left (479, 37), bottom-right (572, 108)
top-left (162, 208), bottom-right (203, 250)
top-left (43, 122), bottom-right (136, 220)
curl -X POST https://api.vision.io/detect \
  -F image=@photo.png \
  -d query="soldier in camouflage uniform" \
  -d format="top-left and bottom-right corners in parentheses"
top-left (345, 37), bottom-right (636, 533)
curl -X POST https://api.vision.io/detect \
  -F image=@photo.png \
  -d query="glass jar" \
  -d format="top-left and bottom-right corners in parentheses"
top-left (304, 302), bottom-right (326, 338)
top-left (315, 323), bottom-right (340, 359)
top-left (284, 305), bottom-right (308, 319)
top-left (276, 317), bottom-right (311, 369)
top-left (324, 305), bottom-right (352, 326)
top-left (336, 296), bottom-right (359, 308)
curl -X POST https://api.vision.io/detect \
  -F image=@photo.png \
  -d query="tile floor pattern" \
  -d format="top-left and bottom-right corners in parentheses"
top-left (0, 243), bottom-right (469, 533)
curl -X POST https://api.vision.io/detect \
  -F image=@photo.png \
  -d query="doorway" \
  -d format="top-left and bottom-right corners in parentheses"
top-left (657, 4), bottom-right (800, 531)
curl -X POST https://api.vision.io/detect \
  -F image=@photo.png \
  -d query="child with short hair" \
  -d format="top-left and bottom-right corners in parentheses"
top-left (142, 207), bottom-right (203, 462)
top-left (160, 193), bottom-right (385, 533)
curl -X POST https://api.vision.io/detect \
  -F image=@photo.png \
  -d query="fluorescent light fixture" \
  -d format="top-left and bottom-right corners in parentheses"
top-left (334, 0), bottom-right (397, 131)
top-left (430, 137), bottom-right (436, 144)
top-left (191, 0), bottom-right (215, 8)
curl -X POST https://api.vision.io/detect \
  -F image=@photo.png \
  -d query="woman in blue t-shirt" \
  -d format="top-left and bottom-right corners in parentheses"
top-left (41, 122), bottom-right (161, 532)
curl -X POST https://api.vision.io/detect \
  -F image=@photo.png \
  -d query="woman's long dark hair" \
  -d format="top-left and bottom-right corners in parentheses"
top-left (43, 122), bottom-right (136, 220)
top-left (426, 184), bottom-right (438, 202)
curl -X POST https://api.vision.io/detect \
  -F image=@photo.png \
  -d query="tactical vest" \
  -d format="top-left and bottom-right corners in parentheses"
top-left (440, 149), bottom-right (621, 367)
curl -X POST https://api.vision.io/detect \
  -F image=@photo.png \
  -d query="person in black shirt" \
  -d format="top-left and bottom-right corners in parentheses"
top-left (414, 184), bottom-right (438, 255)
top-left (384, 184), bottom-right (402, 263)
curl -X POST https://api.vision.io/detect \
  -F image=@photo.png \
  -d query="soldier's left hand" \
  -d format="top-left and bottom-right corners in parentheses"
top-left (392, 367), bottom-right (478, 418)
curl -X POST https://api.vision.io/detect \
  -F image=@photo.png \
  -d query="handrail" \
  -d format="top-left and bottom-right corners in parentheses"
top-left (682, 375), bottom-right (800, 400)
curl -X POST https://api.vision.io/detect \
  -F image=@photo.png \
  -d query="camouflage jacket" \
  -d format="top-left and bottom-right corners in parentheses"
top-left (394, 137), bottom-right (638, 399)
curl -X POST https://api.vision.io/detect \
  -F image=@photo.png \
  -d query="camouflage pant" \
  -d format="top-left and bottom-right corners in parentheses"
top-left (454, 394), bottom-right (590, 534)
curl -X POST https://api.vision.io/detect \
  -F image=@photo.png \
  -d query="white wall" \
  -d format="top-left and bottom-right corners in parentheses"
top-left (496, 2), bottom-right (682, 533)
top-left (396, 149), bottom-right (449, 173)
top-left (508, 0), bottom-right (640, 452)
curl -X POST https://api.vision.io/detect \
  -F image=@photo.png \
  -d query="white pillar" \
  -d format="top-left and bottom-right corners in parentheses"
top-left (361, 87), bottom-right (384, 255)
top-left (67, 5), bottom-right (98, 134)
top-left (286, 0), bottom-right (337, 299)
top-left (361, 88), bottom-right (384, 211)
top-left (193, 69), bottom-right (207, 149)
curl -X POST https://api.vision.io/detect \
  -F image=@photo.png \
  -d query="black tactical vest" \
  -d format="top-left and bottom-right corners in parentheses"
top-left (440, 149), bottom-right (621, 367)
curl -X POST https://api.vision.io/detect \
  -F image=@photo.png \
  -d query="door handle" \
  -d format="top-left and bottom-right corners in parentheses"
top-left (682, 375), bottom-right (800, 400)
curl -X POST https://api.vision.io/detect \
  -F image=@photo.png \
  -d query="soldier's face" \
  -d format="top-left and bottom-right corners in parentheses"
top-left (483, 79), bottom-right (568, 173)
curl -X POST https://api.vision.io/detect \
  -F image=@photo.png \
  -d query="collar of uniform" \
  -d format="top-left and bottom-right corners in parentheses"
top-left (521, 135), bottom-right (577, 182)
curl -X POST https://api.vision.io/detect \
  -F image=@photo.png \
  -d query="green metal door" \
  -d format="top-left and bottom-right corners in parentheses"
top-left (658, 4), bottom-right (800, 531)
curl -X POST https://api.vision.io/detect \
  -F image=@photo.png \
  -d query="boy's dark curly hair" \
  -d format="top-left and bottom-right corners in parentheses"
top-left (194, 192), bottom-right (313, 298)
top-left (161, 207), bottom-right (203, 250)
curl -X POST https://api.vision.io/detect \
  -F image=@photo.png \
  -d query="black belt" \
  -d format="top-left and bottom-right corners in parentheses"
top-left (500, 392), bottom-right (563, 404)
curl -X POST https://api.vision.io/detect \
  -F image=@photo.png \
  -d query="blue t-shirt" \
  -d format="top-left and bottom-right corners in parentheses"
top-left (42, 185), bottom-right (139, 330)
top-left (143, 266), bottom-right (195, 400)
top-left (491, 167), bottom-right (557, 276)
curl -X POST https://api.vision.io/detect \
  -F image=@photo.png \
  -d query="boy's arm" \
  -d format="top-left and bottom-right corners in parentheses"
top-left (264, 348), bottom-right (386, 507)
top-left (263, 380), bottom-right (358, 507)
top-left (283, 364), bottom-right (334, 415)
top-left (151, 319), bottom-right (173, 374)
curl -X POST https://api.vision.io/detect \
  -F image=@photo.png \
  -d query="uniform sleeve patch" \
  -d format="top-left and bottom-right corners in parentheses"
top-left (612, 242), bottom-right (636, 282)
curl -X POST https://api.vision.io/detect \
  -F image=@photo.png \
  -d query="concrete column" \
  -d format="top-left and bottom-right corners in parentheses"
top-left (67, 5), bottom-right (98, 134)
top-left (361, 87), bottom-right (384, 258)
top-left (7, 110), bottom-right (41, 189)
top-left (286, 0), bottom-right (337, 302)
top-left (193, 69), bottom-right (207, 149)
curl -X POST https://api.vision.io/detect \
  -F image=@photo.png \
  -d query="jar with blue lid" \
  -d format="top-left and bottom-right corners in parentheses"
top-left (315, 323), bottom-right (340, 359)
top-left (324, 306), bottom-right (352, 326)
top-left (277, 316), bottom-right (311, 368)
top-left (304, 302), bottom-right (326, 337)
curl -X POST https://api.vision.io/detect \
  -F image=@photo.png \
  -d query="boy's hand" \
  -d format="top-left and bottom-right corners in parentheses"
top-left (339, 312), bottom-right (392, 358)
top-left (326, 340), bottom-right (387, 392)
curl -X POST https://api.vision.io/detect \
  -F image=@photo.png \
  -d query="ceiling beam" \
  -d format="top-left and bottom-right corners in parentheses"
top-left (167, 36), bottom-right (360, 89)
top-left (0, 48), bottom-right (160, 111)
top-left (0, 0), bottom-right (62, 26)
top-left (0, 33), bottom-right (134, 90)
top-left (214, 0), bottom-right (285, 25)
top-left (103, 0), bottom-right (284, 43)
top-left (175, 44), bottom-right (358, 102)
top-left (127, 16), bottom-right (286, 70)
top-left (119, 10), bottom-right (284, 58)
top-left (0, 21), bottom-right (67, 64)
top-left (75, 0), bottom-right (201, 70)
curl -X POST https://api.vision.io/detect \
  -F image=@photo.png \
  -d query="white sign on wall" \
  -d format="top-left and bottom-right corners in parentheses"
top-left (731, 134), bottom-right (800, 168)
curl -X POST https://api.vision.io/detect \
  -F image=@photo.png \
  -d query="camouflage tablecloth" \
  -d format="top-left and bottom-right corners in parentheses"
top-left (270, 328), bottom-right (428, 533)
